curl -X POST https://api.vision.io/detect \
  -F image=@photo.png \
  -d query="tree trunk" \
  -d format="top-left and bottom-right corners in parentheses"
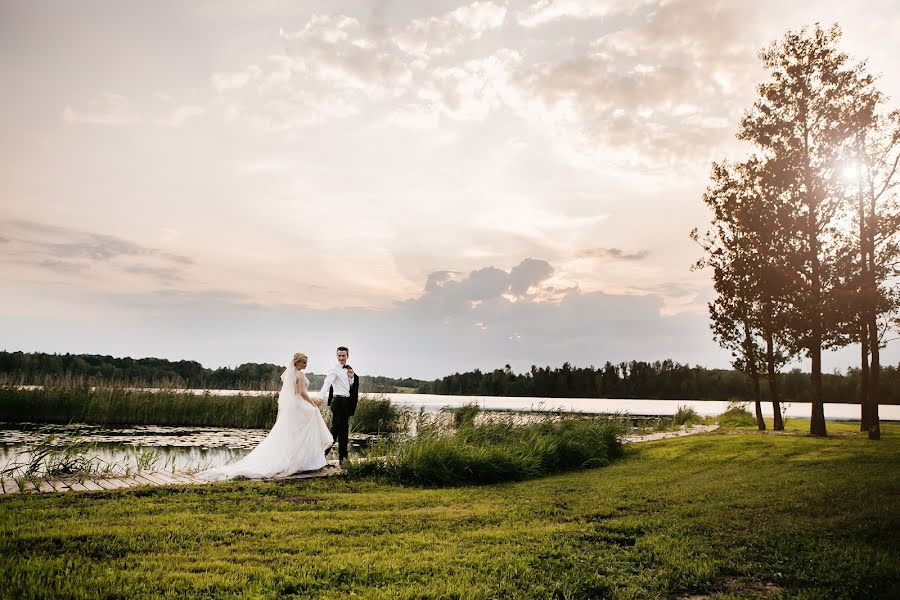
top-left (857, 180), bottom-right (871, 432)
top-left (807, 202), bottom-right (827, 437)
top-left (868, 321), bottom-right (881, 440)
top-left (859, 319), bottom-right (871, 431)
top-left (752, 369), bottom-right (765, 431)
top-left (809, 343), bottom-right (826, 436)
top-left (865, 161), bottom-right (881, 440)
top-left (766, 329), bottom-right (784, 430)
top-left (744, 317), bottom-right (766, 431)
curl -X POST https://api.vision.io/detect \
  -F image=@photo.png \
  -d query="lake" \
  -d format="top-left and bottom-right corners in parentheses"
top-left (381, 393), bottom-right (900, 420)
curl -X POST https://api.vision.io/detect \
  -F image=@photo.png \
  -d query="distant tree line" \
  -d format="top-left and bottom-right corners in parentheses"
top-left (419, 360), bottom-right (900, 404)
top-left (0, 351), bottom-right (426, 393)
top-left (692, 25), bottom-right (900, 437)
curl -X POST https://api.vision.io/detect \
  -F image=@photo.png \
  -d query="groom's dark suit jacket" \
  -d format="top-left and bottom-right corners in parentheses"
top-left (327, 373), bottom-right (359, 416)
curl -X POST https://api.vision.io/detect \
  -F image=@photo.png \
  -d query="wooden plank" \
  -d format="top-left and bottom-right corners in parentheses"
top-left (129, 474), bottom-right (159, 487)
top-left (49, 479), bottom-right (72, 492)
top-left (99, 478), bottom-right (128, 490)
top-left (167, 473), bottom-right (198, 484)
top-left (3, 481), bottom-right (21, 494)
top-left (67, 480), bottom-right (90, 492)
top-left (177, 473), bottom-right (209, 485)
top-left (281, 466), bottom-right (341, 480)
top-left (79, 479), bottom-right (105, 492)
top-left (0, 478), bottom-right (9, 493)
top-left (20, 479), bottom-right (40, 493)
top-left (92, 478), bottom-right (118, 491)
top-left (149, 472), bottom-right (181, 485)
top-left (138, 472), bottom-right (169, 486)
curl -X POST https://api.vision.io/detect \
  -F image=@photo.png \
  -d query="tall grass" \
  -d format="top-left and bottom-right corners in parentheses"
top-left (350, 394), bottom-right (408, 434)
top-left (0, 384), bottom-right (277, 428)
top-left (0, 434), bottom-right (165, 479)
top-left (345, 413), bottom-right (624, 487)
top-left (673, 405), bottom-right (701, 427)
top-left (447, 402), bottom-right (480, 428)
top-left (717, 400), bottom-right (757, 427)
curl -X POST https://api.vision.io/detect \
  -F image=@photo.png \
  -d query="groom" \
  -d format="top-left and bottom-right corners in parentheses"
top-left (320, 346), bottom-right (359, 462)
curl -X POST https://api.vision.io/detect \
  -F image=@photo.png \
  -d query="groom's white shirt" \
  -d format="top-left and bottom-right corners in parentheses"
top-left (319, 363), bottom-right (351, 399)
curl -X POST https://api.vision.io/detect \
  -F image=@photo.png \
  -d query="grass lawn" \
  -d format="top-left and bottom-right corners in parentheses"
top-left (1, 422), bottom-right (897, 599)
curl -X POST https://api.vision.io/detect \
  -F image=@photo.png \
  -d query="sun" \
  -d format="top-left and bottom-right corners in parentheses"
top-left (840, 161), bottom-right (863, 181)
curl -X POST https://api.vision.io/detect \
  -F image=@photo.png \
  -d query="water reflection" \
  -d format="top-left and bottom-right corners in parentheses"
top-left (0, 422), bottom-right (374, 477)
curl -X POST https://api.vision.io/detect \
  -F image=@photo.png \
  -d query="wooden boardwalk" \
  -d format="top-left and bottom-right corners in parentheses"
top-left (0, 464), bottom-right (343, 496)
top-left (0, 425), bottom-right (718, 496)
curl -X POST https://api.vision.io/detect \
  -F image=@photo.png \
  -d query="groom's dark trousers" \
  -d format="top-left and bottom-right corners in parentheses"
top-left (330, 395), bottom-right (352, 461)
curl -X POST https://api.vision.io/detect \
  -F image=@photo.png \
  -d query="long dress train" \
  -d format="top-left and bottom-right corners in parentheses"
top-left (196, 364), bottom-right (333, 480)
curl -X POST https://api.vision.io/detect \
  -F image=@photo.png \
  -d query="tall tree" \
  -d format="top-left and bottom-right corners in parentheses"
top-left (746, 159), bottom-right (797, 431)
top-left (854, 109), bottom-right (900, 440)
top-left (693, 160), bottom-right (767, 430)
top-left (738, 24), bottom-right (876, 436)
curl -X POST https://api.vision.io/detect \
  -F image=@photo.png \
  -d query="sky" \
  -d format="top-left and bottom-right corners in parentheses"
top-left (2, 0), bottom-right (899, 379)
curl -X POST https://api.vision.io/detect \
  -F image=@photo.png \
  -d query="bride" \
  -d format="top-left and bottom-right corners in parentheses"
top-left (197, 352), bottom-right (334, 480)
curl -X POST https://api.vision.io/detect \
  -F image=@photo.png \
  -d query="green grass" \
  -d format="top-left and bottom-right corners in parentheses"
top-left (2, 424), bottom-right (897, 599)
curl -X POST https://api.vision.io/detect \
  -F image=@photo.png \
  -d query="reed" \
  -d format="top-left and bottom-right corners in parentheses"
top-left (345, 413), bottom-right (624, 486)
top-left (0, 384), bottom-right (277, 428)
top-left (447, 402), bottom-right (481, 428)
top-left (673, 404), bottom-right (701, 426)
top-left (350, 394), bottom-right (408, 434)
top-left (717, 400), bottom-right (757, 427)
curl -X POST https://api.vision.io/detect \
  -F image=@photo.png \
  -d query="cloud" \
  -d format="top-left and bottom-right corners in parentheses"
top-left (509, 258), bottom-right (555, 295)
top-left (279, 15), bottom-right (412, 95)
top-left (212, 65), bottom-right (263, 92)
top-left (213, 5), bottom-right (520, 130)
top-left (516, 0), bottom-right (628, 28)
top-left (411, 258), bottom-right (564, 317)
top-left (577, 247), bottom-right (650, 261)
top-left (63, 93), bottom-right (140, 126)
top-left (207, 0), bottom-right (768, 162)
top-left (121, 264), bottom-right (185, 282)
top-left (415, 49), bottom-right (522, 120)
top-left (396, 1), bottom-right (508, 57)
top-left (157, 105), bottom-right (206, 127)
top-left (425, 270), bottom-right (461, 292)
top-left (63, 93), bottom-right (205, 128)
top-left (504, 0), bottom-right (801, 161)
top-left (4, 256), bottom-right (723, 377)
top-left (0, 220), bottom-right (193, 284)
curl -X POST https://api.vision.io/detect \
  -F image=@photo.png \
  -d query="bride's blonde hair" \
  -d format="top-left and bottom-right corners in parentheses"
top-left (293, 352), bottom-right (308, 365)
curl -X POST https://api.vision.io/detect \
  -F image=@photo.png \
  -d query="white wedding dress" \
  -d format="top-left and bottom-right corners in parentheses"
top-left (197, 362), bottom-right (334, 481)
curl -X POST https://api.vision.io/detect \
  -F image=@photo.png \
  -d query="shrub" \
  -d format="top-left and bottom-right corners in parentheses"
top-left (350, 395), bottom-right (407, 434)
top-left (718, 400), bottom-right (756, 427)
top-left (345, 414), bottom-right (624, 487)
top-left (673, 405), bottom-right (701, 427)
